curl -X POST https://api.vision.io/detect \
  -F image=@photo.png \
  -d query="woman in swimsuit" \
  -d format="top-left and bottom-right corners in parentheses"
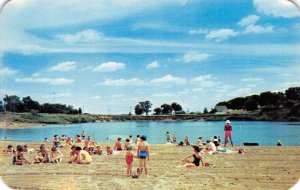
top-left (224, 120), bottom-right (233, 147)
top-left (137, 135), bottom-right (150, 175)
top-left (179, 145), bottom-right (204, 168)
top-left (13, 145), bottom-right (31, 165)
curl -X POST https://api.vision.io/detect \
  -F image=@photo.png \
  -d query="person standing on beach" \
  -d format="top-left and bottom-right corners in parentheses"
top-left (137, 135), bottom-right (150, 175)
top-left (125, 145), bottom-right (134, 176)
top-left (224, 120), bottom-right (233, 147)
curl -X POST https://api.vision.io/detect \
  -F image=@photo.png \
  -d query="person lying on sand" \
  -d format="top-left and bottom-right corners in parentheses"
top-left (50, 146), bottom-right (63, 163)
top-left (73, 146), bottom-right (92, 164)
top-left (3, 145), bottom-right (15, 154)
top-left (22, 145), bottom-right (34, 154)
top-left (177, 146), bottom-right (204, 168)
top-left (13, 145), bottom-right (31, 165)
top-left (34, 144), bottom-right (49, 163)
top-left (204, 140), bottom-right (217, 154)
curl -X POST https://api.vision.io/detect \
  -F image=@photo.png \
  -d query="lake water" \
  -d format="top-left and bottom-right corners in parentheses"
top-left (1, 121), bottom-right (300, 146)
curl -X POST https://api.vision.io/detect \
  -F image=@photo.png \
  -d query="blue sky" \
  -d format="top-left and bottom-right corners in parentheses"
top-left (0, 0), bottom-right (300, 114)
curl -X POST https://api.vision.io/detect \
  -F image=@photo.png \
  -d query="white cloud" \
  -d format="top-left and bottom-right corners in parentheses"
top-left (146, 61), bottom-right (160, 69)
top-left (183, 52), bottom-right (211, 63)
top-left (15, 77), bottom-right (74, 85)
top-left (0, 67), bottom-right (17, 76)
top-left (226, 88), bottom-right (253, 98)
top-left (237, 15), bottom-right (259, 27)
top-left (101, 78), bottom-right (144, 86)
top-left (188, 29), bottom-right (208, 35)
top-left (91, 96), bottom-right (101, 100)
top-left (150, 74), bottom-right (186, 85)
top-left (42, 93), bottom-right (72, 98)
top-left (241, 78), bottom-right (263, 82)
top-left (191, 75), bottom-right (217, 88)
top-left (56, 29), bottom-right (104, 44)
top-left (254, 0), bottom-right (300, 18)
top-left (244, 25), bottom-right (273, 34)
top-left (93, 62), bottom-right (125, 72)
top-left (206, 29), bottom-right (239, 42)
top-left (49, 61), bottom-right (77, 71)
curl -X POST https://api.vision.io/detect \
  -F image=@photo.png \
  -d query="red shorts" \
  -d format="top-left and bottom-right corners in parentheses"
top-left (225, 131), bottom-right (232, 137)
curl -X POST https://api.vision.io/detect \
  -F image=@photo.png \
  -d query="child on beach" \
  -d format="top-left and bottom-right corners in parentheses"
top-left (34, 144), bottom-right (49, 163)
top-left (50, 147), bottom-right (63, 163)
top-left (184, 136), bottom-right (190, 146)
top-left (85, 136), bottom-right (97, 147)
top-left (13, 145), bottom-right (31, 165)
top-left (125, 145), bottom-right (134, 176)
top-left (124, 139), bottom-right (131, 150)
top-left (88, 147), bottom-right (94, 155)
top-left (173, 134), bottom-right (177, 143)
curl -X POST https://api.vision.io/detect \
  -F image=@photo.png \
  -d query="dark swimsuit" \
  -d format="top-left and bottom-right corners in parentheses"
top-left (139, 151), bottom-right (148, 159)
top-left (192, 154), bottom-right (200, 166)
top-left (13, 152), bottom-right (23, 165)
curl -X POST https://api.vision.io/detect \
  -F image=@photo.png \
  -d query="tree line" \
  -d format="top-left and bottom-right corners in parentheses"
top-left (134, 101), bottom-right (183, 115)
top-left (215, 87), bottom-right (300, 111)
top-left (0, 95), bottom-right (82, 115)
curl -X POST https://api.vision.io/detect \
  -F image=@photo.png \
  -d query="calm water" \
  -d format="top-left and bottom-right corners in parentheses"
top-left (0, 121), bottom-right (300, 146)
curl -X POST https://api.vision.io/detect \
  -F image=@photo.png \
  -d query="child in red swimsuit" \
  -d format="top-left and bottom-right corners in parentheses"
top-left (125, 145), bottom-right (134, 176)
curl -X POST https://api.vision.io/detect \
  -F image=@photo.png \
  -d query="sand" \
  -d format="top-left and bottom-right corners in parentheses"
top-left (0, 141), bottom-right (299, 190)
top-left (0, 122), bottom-right (44, 129)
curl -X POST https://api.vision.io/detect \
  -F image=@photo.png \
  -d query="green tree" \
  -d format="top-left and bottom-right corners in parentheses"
top-left (259, 91), bottom-right (280, 107)
top-left (228, 97), bottom-right (246, 110)
top-left (135, 104), bottom-right (144, 115)
top-left (203, 107), bottom-right (208, 114)
top-left (244, 99), bottom-right (258, 111)
top-left (22, 96), bottom-right (40, 112)
top-left (285, 87), bottom-right (300, 101)
top-left (139, 100), bottom-right (152, 115)
top-left (0, 101), bottom-right (4, 112)
top-left (153, 107), bottom-right (162, 115)
top-left (78, 108), bottom-right (82, 115)
top-left (171, 102), bottom-right (182, 112)
top-left (161, 103), bottom-right (172, 115)
top-left (3, 95), bottom-right (23, 112)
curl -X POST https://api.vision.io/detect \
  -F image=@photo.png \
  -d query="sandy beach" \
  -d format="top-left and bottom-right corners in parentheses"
top-left (0, 141), bottom-right (299, 190)
top-left (0, 122), bottom-right (44, 129)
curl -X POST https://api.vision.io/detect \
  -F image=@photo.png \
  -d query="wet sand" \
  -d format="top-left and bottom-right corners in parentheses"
top-left (0, 141), bottom-right (299, 190)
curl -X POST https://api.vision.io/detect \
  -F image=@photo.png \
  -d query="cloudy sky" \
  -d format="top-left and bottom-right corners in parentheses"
top-left (0, 0), bottom-right (299, 114)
